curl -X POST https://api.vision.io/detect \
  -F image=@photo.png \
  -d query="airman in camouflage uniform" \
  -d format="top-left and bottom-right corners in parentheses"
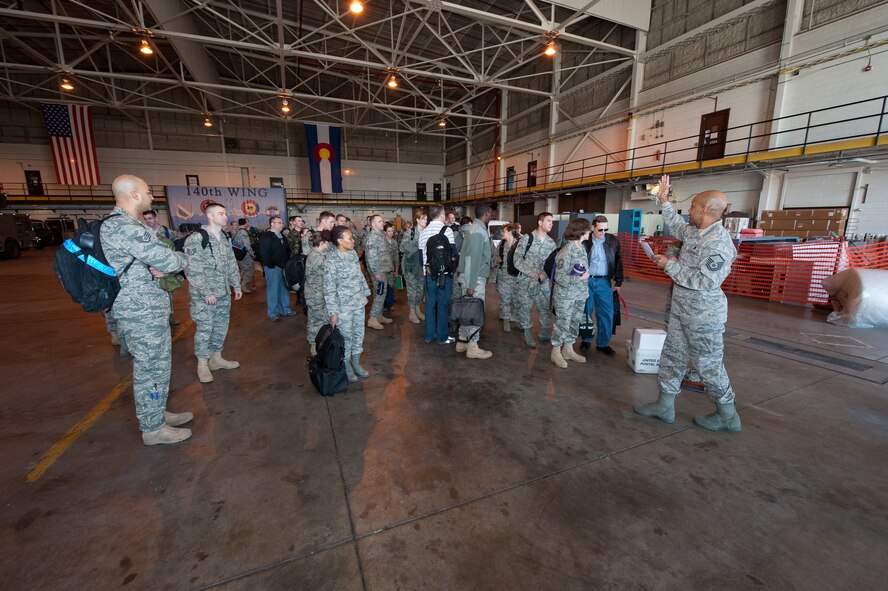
top-left (364, 215), bottom-right (394, 328)
top-left (324, 228), bottom-right (371, 382)
top-left (399, 210), bottom-right (427, 324)
top-left (634, 175), bottom-right (741, 432)
top-left (184, 204), bottom-right (243, 383)
top-left (514, 213), bottom-right (556, 347)
top-left (304, 232), bottom-right (332, 354)
top-left (550, 221), bottom-right (592, 368)
top-left (494, 225), bottom-right (518, 332)
top-left (102, 175), bottom-right (191, 446)
top-left (232, 220), bottom-right (255, 293)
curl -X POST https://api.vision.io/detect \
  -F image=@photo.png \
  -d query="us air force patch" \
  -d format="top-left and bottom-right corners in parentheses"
top-left (705, 253), bottom-right (725, 271)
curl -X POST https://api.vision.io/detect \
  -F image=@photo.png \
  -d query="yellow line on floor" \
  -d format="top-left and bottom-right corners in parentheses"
top-left (26, 319), bottom-right (193, 484)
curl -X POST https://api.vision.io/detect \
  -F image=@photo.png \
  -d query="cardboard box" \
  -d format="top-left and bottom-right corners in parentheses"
top-left (632, 328), bottom-right (667, 351)
top-left (808, 208), bottom-right (848, 220)
top-left (626, 340), bottom-right (661, 374)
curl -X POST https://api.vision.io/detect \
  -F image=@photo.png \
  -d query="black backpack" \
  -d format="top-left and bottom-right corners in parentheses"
top-left (308, 324), bottom-right (348, 396)
top-left (53, 216), bottom-right (134, 313)
top-left (425, 226), bottom-right (456, 278)
top-left (506, 242), bottom-right (521, 277)
top-left (542, 245), bottom-right (562, 284)
top-left (284, 257), bottom-right (305, 292)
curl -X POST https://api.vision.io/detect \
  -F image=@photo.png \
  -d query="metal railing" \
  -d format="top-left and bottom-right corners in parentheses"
top-left (2, 94), bottom-right (886, 206)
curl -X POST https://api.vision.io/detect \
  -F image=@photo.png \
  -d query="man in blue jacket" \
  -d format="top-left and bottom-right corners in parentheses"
top-left (580, 215), bottom-right (623, 356)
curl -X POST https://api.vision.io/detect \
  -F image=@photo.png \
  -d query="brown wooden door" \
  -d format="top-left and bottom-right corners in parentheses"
top-left (698, 109), bottom-right (730, 161)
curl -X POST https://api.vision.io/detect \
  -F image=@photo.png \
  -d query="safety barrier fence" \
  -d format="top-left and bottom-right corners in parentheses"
top-left (620, 234), bottom-right (888, 306)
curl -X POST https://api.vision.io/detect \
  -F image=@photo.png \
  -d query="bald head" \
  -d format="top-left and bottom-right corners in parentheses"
top-left (111, 174), bottom-right (153, 216)
top-left (688, 190), bottom-right (728, 229)
top-left (696, 190), bottom-right (728, 216)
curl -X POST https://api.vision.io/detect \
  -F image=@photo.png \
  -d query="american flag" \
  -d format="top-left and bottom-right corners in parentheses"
top-left (40, 103), bottom-right (101, 185)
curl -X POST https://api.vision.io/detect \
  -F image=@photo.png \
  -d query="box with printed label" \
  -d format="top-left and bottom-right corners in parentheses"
top-left (626, 340), bottom-right (662, 374)
top-left (631, 328), bottom-right (667, 351)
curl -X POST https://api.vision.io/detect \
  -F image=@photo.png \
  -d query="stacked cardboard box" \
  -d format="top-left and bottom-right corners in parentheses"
top-left (757, 208), bottom-right (847, 239)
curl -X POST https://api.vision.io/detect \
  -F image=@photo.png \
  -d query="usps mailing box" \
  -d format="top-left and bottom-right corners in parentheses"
top-left (632, 328), bottom-right (667, 351)
top-left (626, 340), bottom-right (661, 374)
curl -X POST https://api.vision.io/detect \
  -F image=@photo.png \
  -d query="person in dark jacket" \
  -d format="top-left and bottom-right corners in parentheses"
top-left (580, 215), bottom-right (624, 356)
top-left (258, 216), bottom-right (293, 321)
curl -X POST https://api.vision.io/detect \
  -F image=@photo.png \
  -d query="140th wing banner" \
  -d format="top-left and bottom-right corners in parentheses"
top-left (165, 186), bottom-right (286, 229)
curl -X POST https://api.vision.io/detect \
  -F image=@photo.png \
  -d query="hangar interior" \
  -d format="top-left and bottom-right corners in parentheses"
top-left (1, 0), bottom-right (887, 589)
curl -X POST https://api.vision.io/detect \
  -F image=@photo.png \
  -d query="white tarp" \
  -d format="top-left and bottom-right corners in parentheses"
top-left (821, 268), bottom-right (888, 328)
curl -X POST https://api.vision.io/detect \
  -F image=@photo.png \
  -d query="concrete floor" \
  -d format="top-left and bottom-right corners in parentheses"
top-left (1, 249), bottom-right (887, 590)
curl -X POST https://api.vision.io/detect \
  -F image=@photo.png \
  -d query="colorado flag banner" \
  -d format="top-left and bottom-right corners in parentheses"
top-left (40, 103), bottom-right (100, 185)
top-left (304, 123), bottom-right (342, 193)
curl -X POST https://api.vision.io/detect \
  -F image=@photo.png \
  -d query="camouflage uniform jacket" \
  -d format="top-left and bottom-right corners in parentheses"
top-left (514, 231), bottom-right (556, 276)
top-left (386, 237), bottom-right (399, 273)
top-left (287, 229), bottom-right (304, 259)
top-left (364, 229), bottom-right (393, 276)
top-left (552, 241), bottom-right (588, 300)
top-left (661, 202), bottom-right (736, 325)
top-left (101, 207), bottom-right (186, 307)
top-left (456, 218), bottom-right (492, 286)
top-left (322, 248), bottom-right (370, 316)
top-left (232, 228), bottom-right (253, 256)
top-left (399, 228), bottom-right (422, 276)
top-left (184, 228), bottom-right (240, 299)
top-left (304, 247), bottom-right (330, 302)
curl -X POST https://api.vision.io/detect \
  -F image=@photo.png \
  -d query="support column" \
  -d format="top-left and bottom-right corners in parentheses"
top-left (626, 30), bottom-right (647, 165)
top-left (498, 90), bottom-right (508, 190)
top-left (547, 49), bottom-right (561, 184)
top-left (769, 0), bottom-right (805, 149)
top-left (465, 104), bottom-right (473, 190)
top-left (756, 171), bottom-right (785, 217)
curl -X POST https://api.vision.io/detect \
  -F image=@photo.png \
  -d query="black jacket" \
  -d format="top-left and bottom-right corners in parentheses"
top-left (581, 233), bottom-right (624, 287)
top-left (259, 231), bottom-right (290, 268)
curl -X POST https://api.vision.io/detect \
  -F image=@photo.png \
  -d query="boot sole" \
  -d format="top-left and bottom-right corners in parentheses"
top-left (693, 417), bottom-right (741, 432)
top-left (632, 406), bottom-right (676, 424)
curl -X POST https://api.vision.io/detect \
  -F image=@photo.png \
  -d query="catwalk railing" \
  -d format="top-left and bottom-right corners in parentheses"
top-left (621, 234), bottom-right (888, 306)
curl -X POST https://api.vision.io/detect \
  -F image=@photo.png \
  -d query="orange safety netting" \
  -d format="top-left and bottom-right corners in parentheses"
top-left (619, 234), bottom-right (888, 306)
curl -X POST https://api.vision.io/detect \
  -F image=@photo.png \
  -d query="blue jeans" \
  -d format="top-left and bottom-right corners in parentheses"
top-left (264, 266), bottom-right (292, 319)
top-left (582, 276), bottom-right (614, 347)
top-left (424, 275), bottom-right (452, 343)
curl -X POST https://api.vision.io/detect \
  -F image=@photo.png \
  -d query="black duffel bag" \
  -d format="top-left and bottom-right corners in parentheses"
top-left (307, 324), bottom-right (348, 396)
top-left (449, 295), bottom-right (485, 343)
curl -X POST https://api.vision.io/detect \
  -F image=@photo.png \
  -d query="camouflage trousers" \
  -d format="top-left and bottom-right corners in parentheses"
top-left (337, 308), bottom-right (365, 357)
top-left (112, 295), bottom-right (172, 432)
top-left (238, 254), bottom-right (255, 285)
top-left (658, 313), bottom-right (735, 404)
top-left (404, 269), bottom-right (424, 307)
top-left (369, 272), bottom-right (392, 318)
top-left (103, 311), bottom-right (126, 348)
top-left (306, 297), bottom-right (328, 346)
top-left (458, 276), bottom-right (487, 343)
top-left (190, 294), bottom-right (231, 359)
top-left (551, 297), bottom-right (584, 347)
top-left (514, 276), bottom-right (551, 333)
top-left (495, 271), bottom-right (517, 320)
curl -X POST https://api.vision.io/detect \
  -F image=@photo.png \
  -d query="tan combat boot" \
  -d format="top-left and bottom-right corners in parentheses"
top-left (208, 351), bottom-right (240, 370)
top-left (466, 341), bottom-right (493, 359)
top-left (378, 315), bottom-right (393, 324)
top-left (416, 306), bottom-right (425, 321)
top-left (502, 318), bottom-right (511, 333)
top-left (310, 343), bottom-right (317, 356)
top-left (367, 317), bottom-right (384, 330)
top-left (408, 307), bottom-right (420, 324)
top-left (240, 279), bottom-right (253, 294)
top-left (455, 340), bottom-right (468, 353)
top-left (142, 424), bottom-right (192, 445)
top-left (197, 358), bottom-right (213, 383)
top-left (164, 410), bottom-right (194, 427)
top-left (550, 345), bottom-right (568, 368)
top-left (562, 343), bottom-right (586, 363)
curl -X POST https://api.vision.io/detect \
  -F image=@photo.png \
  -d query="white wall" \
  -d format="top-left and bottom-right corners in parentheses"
top-left (0, 143), bottom-right (443, 196)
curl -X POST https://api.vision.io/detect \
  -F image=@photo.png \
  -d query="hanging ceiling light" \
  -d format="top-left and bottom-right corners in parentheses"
top-left (139, 39), bottom-right (154, 56)
top-left (281, 99), bottom-right (291, 114)
top-left (387, 74), bottom-right (398, 88)
top-left (60, 78), bottom-right (74, 91)
top-left (349, 0), bottom-right (363, 14)
top-left (438, 118), bottom-right (446, 128)
top-left (203, 117), bottom-right (213, 128)
top-left (496, 155), bottom-right (504, 161)
top-left (544, 41), bottom-right (557, 57)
